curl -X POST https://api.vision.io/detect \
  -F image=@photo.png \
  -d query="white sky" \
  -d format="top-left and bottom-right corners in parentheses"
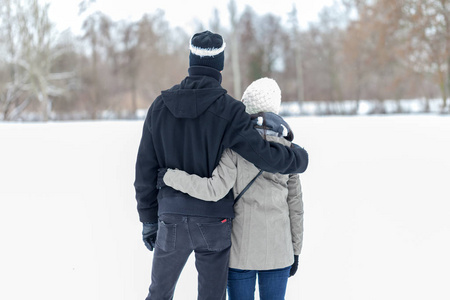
top-left (46, 0), bottom-right (337, 34)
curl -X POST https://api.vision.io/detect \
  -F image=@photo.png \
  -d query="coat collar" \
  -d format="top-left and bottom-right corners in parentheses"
top-left (188, 66), bottom-right (222, 84)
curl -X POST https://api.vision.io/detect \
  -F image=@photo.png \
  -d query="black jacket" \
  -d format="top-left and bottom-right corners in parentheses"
top-left (134, 66), bottom-right (308, 223)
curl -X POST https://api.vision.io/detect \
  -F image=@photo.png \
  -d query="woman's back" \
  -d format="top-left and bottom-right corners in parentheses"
top-left (227, 134), bottom-right (302, 270)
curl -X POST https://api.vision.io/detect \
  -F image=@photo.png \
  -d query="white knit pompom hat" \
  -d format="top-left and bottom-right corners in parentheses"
top-left (241, 77), bottom-right (281, 115)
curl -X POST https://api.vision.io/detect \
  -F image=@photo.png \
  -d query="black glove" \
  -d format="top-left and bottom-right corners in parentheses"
top-left (156, 168), bottom-right (168, 189)
top-left (289, 255), bottom-right (299, 277)
top-left (142, 222), bottom-right (158, 251)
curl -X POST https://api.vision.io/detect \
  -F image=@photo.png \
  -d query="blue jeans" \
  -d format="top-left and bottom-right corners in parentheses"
top-left (227, 267), bottom-right (291, 300)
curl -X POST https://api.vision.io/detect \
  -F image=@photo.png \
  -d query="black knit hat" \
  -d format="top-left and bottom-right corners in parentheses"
top-left (189, 31), bottom-right (226, 71)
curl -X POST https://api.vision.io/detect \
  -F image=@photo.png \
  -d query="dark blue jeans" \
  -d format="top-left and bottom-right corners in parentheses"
top-left (227, 267), bottom-right (291, 300)
top-left (146, 214), bottom-right (232, 300)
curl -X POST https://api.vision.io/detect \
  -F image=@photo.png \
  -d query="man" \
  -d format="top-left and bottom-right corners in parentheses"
top-left (134, 30), bottom-right (308, 300)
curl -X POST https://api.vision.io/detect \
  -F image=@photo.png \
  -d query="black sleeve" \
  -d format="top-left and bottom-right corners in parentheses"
top-left (224, 103), bottom-right (308, 174)
top-left (134, 109), bottom-right (159, 223)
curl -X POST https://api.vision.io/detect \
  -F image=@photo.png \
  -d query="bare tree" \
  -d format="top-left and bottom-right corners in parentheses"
top-left (81, 12), bottom-right (114, 119)
top-left (119, 20), bottom-right (140, 117)
top-left (311, 6), bottom-right (345, 113)
top-left (445, 0), bottom-right (450, 111)
top-left (228, 0), bottom-right (242, 98)
top-left (288, 4), bottom-right (305, 108)
top-left (403, 0), bottom-right (450, 112)
top-left (0, 0), bottom-right (30, 120)
top-left (78, 0), bottom-right (96, 15)
top-left (0, 0), bottom-right (72, 121)
top-left (209, 8), bottom-right (222, 33)
top-left (136, 12), bottom-right (184, 108)
top-left (237, 7), bottom-right (259, 88)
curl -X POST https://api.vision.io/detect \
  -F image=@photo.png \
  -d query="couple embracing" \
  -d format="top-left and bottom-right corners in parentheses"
top-left (134, 30), bottom-right (308, 300)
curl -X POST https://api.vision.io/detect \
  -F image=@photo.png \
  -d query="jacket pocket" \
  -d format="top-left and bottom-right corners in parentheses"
top-left (197, 219), bottom-right (231, 252)
top-left (156, 219), bottom-right (177, 252)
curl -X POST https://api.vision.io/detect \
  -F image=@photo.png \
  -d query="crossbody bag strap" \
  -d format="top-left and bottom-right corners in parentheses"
top-left (234, 169), bottom-right (263, 204)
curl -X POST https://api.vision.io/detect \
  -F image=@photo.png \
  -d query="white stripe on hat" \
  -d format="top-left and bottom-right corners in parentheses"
top-left (190, 38), bottom-right (226, 57)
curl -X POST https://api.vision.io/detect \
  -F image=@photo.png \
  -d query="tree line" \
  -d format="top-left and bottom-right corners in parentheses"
top-left (0, 0), bottom-right (449, 121)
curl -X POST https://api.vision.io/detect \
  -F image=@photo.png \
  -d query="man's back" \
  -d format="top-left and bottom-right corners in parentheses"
top-left (135, 65), bottom-right (308, 223)
top-left (147, 66), bottom-right (239, 220)
top-left (150, 66), bottom-right (231, 178)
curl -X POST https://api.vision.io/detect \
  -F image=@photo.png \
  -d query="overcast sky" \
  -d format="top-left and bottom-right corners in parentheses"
top-left (46, 0), bottom-right (337, 34)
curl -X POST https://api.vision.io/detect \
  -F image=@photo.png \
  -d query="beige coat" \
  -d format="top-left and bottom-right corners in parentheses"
top-left (163, 135), bottom-right (303, 270)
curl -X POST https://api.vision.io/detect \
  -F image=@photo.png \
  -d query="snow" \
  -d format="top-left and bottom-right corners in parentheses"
top-left (1, 115), bottom-right (449, 300)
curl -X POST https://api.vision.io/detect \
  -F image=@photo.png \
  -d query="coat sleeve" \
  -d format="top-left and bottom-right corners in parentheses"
top-left (287, 174), bottom-right (304, 255)
top-left (224, 102), bottom-right (308, 174)
top-left (134, 112), bottom-right (160, 223)
top-left (163, 149), bottom-right (237, 201)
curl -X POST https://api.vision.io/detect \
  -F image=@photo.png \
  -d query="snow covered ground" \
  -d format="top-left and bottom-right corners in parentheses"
top-left (1, 115), bottom-right (449, 300)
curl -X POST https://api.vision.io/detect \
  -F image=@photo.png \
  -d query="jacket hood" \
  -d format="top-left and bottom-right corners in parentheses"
top-left (251, 112), bottom-right (294, 141)
top-left (161, 66), bottom-right (227, 118)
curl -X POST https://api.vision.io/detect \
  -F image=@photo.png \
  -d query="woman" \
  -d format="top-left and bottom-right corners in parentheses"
top-left (158, 78), bottom-right (304, 300)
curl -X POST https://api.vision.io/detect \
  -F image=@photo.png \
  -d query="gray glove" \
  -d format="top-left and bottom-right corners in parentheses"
top-left (142, 222), bottom-right (158, 251)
